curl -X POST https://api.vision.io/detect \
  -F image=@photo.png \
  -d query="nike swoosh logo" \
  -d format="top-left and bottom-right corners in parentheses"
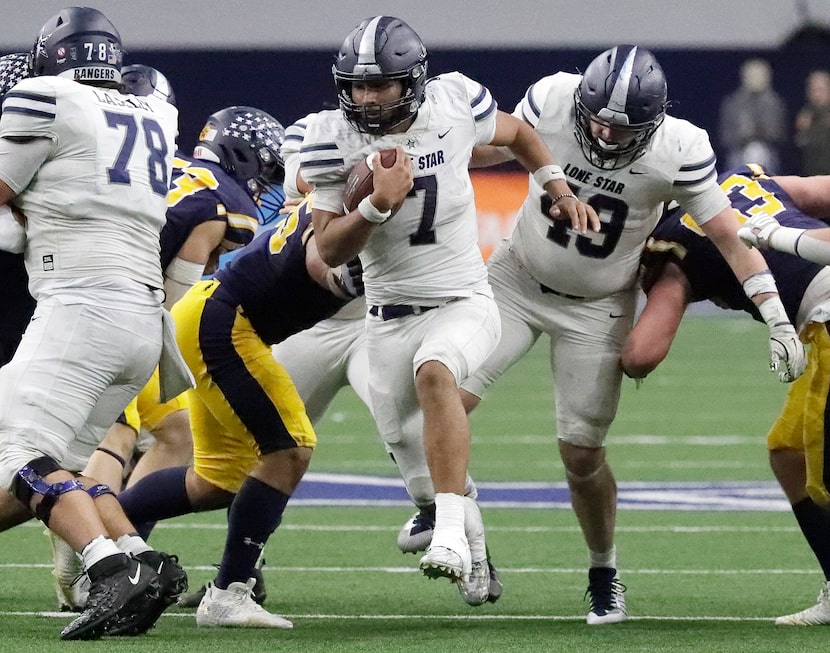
top-left (609, 313), bottom-right (626, 318)
top-left (438, 128), bottom-right (452, 139)
top-left (629, 168), bottom-right (647, 175)
top-left (128, 565), bottom-right (141, 585)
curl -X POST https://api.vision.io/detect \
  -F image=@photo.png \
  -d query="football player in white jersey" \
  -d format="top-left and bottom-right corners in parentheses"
top-left (459, 45), bottom-right (806, 624)
top-left (0, 8), bottom-right (187, 640)
top-left (301, 15), bottom-right (596, 605)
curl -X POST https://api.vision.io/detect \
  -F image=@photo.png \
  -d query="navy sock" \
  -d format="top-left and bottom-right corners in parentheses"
top-left (118, 466), bottom-right (192, 540)
top-left (215, 477), bottom-right (289, 589)
top-left (792, 497), bottom-right (830, 580)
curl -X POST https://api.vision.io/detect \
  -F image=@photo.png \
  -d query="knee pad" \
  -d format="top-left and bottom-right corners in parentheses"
top-left (11, 456), bottom-right (85, 527)
top-left (86, 483), bottom-right (116, 500)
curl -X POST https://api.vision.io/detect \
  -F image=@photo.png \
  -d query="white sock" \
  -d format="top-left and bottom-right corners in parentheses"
top-left (434, 492), bottom-right (465, 540)
top-left (115, 533), bottom-right (152, 557)
top-left (589, 545), bottom-right (617, 570)
top-left (463, 496), bottom-right (487, 562)
top-left (80, 534), bottom-right (122, 570)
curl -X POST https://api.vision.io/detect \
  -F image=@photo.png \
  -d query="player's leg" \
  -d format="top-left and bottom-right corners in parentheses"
top-left (771, 322), bottom-right (830, 625)
top-left (407, 295), bottom-right (500, 587)
top-left (175, 283), bottom-right (305, 628)
top-left (125, 370), bottom-right (193, 488)
top-left (552, 289), bottom-right (635, 625)
top-left (0, 298), bottom-right (165, 639)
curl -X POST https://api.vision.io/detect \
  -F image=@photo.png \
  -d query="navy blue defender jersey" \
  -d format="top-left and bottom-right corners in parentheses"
top-left (160, 154), bottom-right (259, 270)
top-left (212, 198), bottom-right (349, 345)
top-left (642, 164), bottom-right (826, 324)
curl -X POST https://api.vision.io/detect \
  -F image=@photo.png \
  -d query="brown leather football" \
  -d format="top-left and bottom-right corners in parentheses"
top-left (342, 148), bottom-right (398, 213)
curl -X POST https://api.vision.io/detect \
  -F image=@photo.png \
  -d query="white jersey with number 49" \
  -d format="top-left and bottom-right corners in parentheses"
top-left (301, 72), bottom-right (496, 306)
top-left (510, 72), bottom-right (729, 299)
top-left (0, 76), bottom-right (177, 297)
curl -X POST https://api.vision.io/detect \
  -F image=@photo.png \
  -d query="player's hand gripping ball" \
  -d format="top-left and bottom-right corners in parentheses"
top-left (342, 148), bottom-right (399, 213)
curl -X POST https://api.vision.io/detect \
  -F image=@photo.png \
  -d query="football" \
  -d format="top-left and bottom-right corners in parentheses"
top-left (343, 148), bottom-right (398, 213)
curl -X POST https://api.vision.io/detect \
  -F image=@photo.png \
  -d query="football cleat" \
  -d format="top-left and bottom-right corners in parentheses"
top-left (419, 535), bottom-right (470, 583)
top-left (585, 567), bottom-right (628, 625)
top-left (457, 556), bottom-right (505, 606)
top-left (45, 529), bottom-right (89, 612)
top-left (775, 581), bottom-right (830, 625)
top-left (196, 578), bottom-right (292, 629)
top-left (487, 558), bottom-right (504, 603)
top-left (179, 558), bottom-right (267, 608)
top-left (457, 560), bottom-right (491, 606)
top-left (397, 505), bottom-right (435, 554)
top-left (60, 554), bottom-right (160, 641)
top-left (105, 550), bottom-right (188, 636)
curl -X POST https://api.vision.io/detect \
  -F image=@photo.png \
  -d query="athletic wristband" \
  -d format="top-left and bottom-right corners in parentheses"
top-left (532, 164), bottom-right (566, 188)
top-left (793, 231), bottom-right (830, 266)
top-left (757, 295), bottom-right (790, 329)
top-left (741, 270), bottom-right (777, 299)
top-left (357, 195), bottom-right (392, 224)
top-left (767, 225), bottom-right (805, 256)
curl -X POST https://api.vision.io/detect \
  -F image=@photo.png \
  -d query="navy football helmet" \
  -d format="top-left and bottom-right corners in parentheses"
top-left (574, 45), bottom-right (668, 170)
top-left (29, 7), bottom-right (122, 87)
top-left (333, 16), bottom-right (428, 135)
top-left (121, 64), bottom-right (176, 105)
top-left (193, 106), bottom-right (286, 224)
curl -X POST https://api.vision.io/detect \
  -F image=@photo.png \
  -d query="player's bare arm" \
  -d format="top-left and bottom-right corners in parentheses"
top-left (491, 111), bottom-right (600, 233)
top-left (621, 261), bottom-right (690, 379)
top-left (774, 175), bottom-right (830, 220)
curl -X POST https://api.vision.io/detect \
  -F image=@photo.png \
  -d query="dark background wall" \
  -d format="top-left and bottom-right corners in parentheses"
top-left (128, 30), bottom-right (830, 174)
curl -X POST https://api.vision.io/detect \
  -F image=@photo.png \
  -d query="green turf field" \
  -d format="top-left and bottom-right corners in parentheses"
top-left (2, 314), bottom-right (826, 652)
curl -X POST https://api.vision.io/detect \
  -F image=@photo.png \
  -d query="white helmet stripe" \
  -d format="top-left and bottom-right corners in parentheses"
top-left (605, 46), bottom-right (637, 125)
top-left (356, 16), bottom-right (383, 67)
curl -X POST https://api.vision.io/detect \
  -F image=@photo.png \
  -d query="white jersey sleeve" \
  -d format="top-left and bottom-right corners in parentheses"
top-left (667, 127), bottom-right (730, 226)
top-left (280, 112), bottom-right (316, 201)
top-left (0, 77), bottom-right (177, 297)
top-left (301, 73), bottom-right (496, 305)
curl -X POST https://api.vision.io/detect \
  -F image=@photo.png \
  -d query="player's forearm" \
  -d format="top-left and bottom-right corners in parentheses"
top-left (311, 209), bottom-right (374, 267)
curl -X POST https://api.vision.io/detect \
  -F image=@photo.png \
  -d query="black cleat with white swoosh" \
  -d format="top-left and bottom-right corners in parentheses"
top-left (60, 554), bottom-right (160, 640)
top-left (104, 550), bottom-right (187, 636)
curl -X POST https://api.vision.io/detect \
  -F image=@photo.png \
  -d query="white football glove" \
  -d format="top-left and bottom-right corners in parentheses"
top-left (768, 321), bottom-right (807, 383)
top-left (737, 213), bottom-right (780, 250)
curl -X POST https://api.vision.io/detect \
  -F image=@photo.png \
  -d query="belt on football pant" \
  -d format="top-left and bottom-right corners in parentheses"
top-left (369, 304), bottom-right (439, 321)
top-left (539, 283), bottom-right (587, 301)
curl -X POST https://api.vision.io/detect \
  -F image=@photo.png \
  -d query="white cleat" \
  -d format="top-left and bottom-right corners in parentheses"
top-left (196, 578), bottom-right (292, 629)
top-left (775, 582), bottom-right (830, 626)
top-left (419, 535), bottom-right (471, 583)
top-left (396, 506), bottom-right (435, 554)
top-left (45, 529), bottom-right (88, 612)
top-left (458, 560), bottom-right (491, 606)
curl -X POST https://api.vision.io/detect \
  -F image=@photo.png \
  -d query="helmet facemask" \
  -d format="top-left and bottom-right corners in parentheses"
top-left (573, 45), bottom-right (668, 171)
top-left (574, 90), bottom-right (665, 170)
top-left (335, 66), bottom-right (426, 135)
top-left (332, 16), bottom-right (428, 135)
top-left (248, 146), bottom-right (286, 226)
